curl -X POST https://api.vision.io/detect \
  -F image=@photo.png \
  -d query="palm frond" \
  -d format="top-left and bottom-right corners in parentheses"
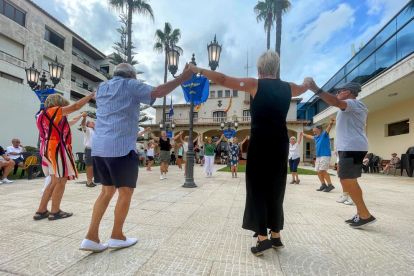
top-left (132, 0), bottom-right (155, 22)
top-left (164, 22), bottom-right (172, 36)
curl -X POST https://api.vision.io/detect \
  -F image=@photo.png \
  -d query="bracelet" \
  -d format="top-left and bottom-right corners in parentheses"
top-left (316, 88), bottom-right (323, 95)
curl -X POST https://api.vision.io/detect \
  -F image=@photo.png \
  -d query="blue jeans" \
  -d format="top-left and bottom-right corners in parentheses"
top-left (289, 157), bottom-right (300, 172)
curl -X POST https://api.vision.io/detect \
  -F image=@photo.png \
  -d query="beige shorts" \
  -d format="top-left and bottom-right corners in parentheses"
top-left (315, 156), bottom-right (331, 172)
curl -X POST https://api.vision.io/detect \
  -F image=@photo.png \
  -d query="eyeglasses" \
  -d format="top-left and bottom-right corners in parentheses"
top-left (336, 89), bottom-right (349, 95)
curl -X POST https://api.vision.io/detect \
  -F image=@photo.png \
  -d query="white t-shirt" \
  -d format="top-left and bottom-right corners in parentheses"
top-left (336, 99), bottom-right (369, 151)
top-left (84, 127), bottom-right (95, 148)
top-left (147, 147), bottom-right (154, 157)
top-left (288, 143), bottom-right (300, 160)
top-left (7, 146), bottom-right (23, 160)
top-left (183, 142), bottom-right (189, 153)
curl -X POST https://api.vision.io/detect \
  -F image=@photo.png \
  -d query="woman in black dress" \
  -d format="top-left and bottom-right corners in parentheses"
top-left (188, 50), bottom-right (311, 256)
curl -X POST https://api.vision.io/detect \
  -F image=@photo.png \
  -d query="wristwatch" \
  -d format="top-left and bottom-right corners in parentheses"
top-left (316, 88), bottom-right (323, 95)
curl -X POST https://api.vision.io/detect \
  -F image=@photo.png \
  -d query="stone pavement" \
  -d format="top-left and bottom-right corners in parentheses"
top-left (0, 165), bottom-right (413, 276)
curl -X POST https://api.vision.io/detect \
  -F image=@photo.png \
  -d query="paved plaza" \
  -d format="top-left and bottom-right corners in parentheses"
top-left (0, 165), bottom-right (413, 276)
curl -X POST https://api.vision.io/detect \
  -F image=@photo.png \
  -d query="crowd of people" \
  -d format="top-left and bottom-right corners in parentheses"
top-left (0, 49), bottom-right (391, 258)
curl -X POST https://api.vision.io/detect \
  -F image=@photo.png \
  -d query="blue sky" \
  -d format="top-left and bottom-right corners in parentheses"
top-left (32, 0), bottom-right (410, 118)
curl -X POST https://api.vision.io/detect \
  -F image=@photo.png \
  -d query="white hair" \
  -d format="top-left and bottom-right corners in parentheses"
top-left (113, 63), bottom-right (136, 78)
top-left (290, 136), bottom-right (297, 141)
top-left (256, 50), bottom-right (280, 77)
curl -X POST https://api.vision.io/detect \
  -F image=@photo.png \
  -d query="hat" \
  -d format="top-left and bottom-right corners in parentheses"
top-left (333, 82), bottom-right (362, 96)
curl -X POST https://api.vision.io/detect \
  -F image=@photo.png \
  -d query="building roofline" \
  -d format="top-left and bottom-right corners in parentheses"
top-left (26, 0), bottom-right (107, 59)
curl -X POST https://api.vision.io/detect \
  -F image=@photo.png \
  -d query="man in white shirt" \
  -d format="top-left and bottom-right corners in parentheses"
top-left (7, 139), bottom-right (26, 168)
top-left (82, 114), bottom-right (96, 187)
top-left (0, 145), bottom-right (15, 184)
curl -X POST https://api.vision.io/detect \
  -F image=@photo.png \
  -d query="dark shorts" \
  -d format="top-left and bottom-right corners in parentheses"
top-left (148, 156), bottom-right (154, 161)
top-left (13, 157), bottom-right (24, 164)
top-left (178, 155), bottom-right (183, 159)
top-left (84, 148), bottom-right (93, 167)
top-left (338, 151), bottom-right (367, 179)
top-left (93, 150), bottom-right (139, 188)
top-left (289, 157), bottom-right (300, 172)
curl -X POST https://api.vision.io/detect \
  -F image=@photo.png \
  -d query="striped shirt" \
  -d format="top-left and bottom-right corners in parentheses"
top-left (92, 76), bottom-right (155, 157)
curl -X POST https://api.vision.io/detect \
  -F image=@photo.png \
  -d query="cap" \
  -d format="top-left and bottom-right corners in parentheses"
top-left (333, 82), bottom-right (362, 96)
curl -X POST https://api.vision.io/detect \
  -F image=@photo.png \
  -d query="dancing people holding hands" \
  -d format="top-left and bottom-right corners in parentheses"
top-left (203, 134), bottom-right (225, 178)
top-left (289, 132), bottom-right (303, 184)
top-left (223, 135), bottom-right (250, 178)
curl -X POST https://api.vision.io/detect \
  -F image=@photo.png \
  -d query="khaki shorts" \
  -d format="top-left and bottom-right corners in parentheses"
top-left (315, 156), bottom-right (331, 172)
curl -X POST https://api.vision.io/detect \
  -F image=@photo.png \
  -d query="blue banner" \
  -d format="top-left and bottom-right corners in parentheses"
top-left (181, 75), bottom-right (209, 105)
top-left (34, 88), bottom-right (56, 110)
top-left (223, 130), bottom-right (236, 139)
top-left (166, 131), bottom-right (173, 138)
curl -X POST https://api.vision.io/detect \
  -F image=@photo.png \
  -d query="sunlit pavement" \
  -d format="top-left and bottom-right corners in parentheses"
top-left (0, 164), bottom-right (413, 275)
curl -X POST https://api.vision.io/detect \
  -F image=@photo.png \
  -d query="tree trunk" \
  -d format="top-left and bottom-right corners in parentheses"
top-left (127, 1), bottom-right (133, 64)
top-left (162, 50), bottom-right (168, 125)
top-left (275, 2), bottom-right (282, 79)
top-left (266, 12), bottom-right (272, 50)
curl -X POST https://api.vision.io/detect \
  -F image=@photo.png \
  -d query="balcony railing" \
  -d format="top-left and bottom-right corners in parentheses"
top-left (72, 51), bottom-right (108, 74)
top-left (172, 116), bottom-right (252, 124)
top-left (297, 2), bottom-right (414, 122)
top-left (71, 80), bottom-right (95, 93)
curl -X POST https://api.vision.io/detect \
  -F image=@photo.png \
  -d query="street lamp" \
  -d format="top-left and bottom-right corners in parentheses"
top-left (167, 36), bottom-right (222, 188)
top-left (159, 119), bottom-right (175, 133)
top-left (221, 119), bottom-right (239, 131)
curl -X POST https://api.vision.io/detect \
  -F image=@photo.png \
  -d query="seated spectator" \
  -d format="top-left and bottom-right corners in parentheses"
top-left (382, 153), bottom-right (400, 175)
top-left (7, 139), bottom-right (26, 168)
top-left (362, 154), bottom-right (369, 173)
top-left (0, 146), bottom-right (15, 184)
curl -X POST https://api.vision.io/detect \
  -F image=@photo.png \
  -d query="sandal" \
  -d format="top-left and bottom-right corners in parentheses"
top-left (48, 210), bottom-right (73, 220)
top-left (269, 230), bottom-right (284, 249)
top-left (86, 182), bottom-right (97, 187)
top-left (33, 210), bottom-right (49, 221)
top-left (251, 238), bottom-right (272, 256)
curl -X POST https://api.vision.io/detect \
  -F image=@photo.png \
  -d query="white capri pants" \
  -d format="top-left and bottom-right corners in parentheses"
top-left (204, 156), bottom-right (215, 174)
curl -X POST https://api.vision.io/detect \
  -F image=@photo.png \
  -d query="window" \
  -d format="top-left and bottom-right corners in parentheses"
top-left (194, 112), bottom-right (198, 122)
top-left (164, 113), bottom-right (171, 122)
top-left (242, 110), bottom-right (250, 121)
top-left (225, 90), bottom-right (230, 97)
top-left (210, 91), bottom-right (215, 98)
top-left (0, 71), bottom-right (23, 83)
top-left (42, 56), bottom-right (54, 72)
top-left (233, 90), bottom-right (238, 97)
top-left (82, 82), bottom-right (89, 90)
top-left (330, 138), bottom-right (334, 151)
top-left (0, 33), bottom-right (24, 60)
top-left (1, 0), bottom-right (25, 26)
top-left (71, 76), bottom-right (76, 82)
top-left (217, 90), bottom-right (223, 98)
top-left (387, 120), bottom-right (409, 137)
top-left (44, 28), bottom-right (65, 50)
top-left (100, 65), bottom-right (109, 74)
top-left (213, 111), bottom-right (225, 122)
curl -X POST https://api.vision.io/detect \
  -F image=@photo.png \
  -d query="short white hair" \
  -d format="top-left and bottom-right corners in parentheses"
top-left (257, 50), bottom-right (280, 77)
top-left (113, 63), bottom-right (136, 78)
top-left (290, 136), bottom-right (297, 141)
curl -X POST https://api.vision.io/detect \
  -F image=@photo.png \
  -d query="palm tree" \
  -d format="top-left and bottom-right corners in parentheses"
top-left (108, 0), bottom-right (154, 63)
top-left (153, 22), bottom-right (183, 123)
top-left (254, 0), bottom-right (275, 50)
top-left (274, 0), bottom-right (291, 78)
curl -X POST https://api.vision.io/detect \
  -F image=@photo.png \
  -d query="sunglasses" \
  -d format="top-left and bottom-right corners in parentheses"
top-left (336, 89), bottom-right (349, 95)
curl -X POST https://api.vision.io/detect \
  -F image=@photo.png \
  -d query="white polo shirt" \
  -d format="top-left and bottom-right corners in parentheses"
top-left (84, 127), bottom-right (95, 149)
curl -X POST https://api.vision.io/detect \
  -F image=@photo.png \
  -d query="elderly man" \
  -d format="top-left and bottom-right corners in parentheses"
top-left (7, 139), bottom-right (26, 168)
top-left (302, 116), bottom-right (336, 192)
top-left (81, 113), bottom-right (96, 188)
top-left (80, 63), bottom-right (192, 252)
top-left (307, 81), bottom-right (376, 229)
top-left (0, 145), bottom-right (15, 184)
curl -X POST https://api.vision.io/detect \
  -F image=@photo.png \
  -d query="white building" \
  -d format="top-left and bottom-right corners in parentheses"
top-left (0, 0), bottom-right (115, 153)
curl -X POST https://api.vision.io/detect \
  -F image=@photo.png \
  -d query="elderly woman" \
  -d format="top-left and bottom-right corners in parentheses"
top-left (289, 133), bottom-right (303, 184)
top-left (146, 141), bottom-right (156, 171)
top-left (203, 135), bottom-right (225, 177)
top-left (150, 130), bottom-right (182, 180)
top-left (188, 50), bottom-right (310, 256)
top-left (34, 93), bottom-right (95, 220)
top-left (223, 136), bottom-right (250, 178)
top-left (382, 153), bottom-right (401, 175)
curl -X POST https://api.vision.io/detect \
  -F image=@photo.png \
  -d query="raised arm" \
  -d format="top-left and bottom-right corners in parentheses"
top-left (187, 64), bottom-right (258, 97)
top-left (171, 131), bottom-right (183, 141)
top-left (325, 117), bottom-right (335, 134)
top-left (151, 64), bottom-right (193, 98)
top-left (302, 132), bottom-right (314, 140)
top-left (150, 131), bottom-right (160, 142)
top-left (69, 112), bottom-right (86, 127)
top-left (138, 127), bottom-right (151, 138)
top-left (289, 78), bottom-right (312, 97)
top-left (298, 132), bottom-right (303, 145)
top-left (193, 133), bottom-right (201, 143)
top-left (62, 91), bottom-right (95, 116)
top-left (215, 134), bottom-right (225, 146)
top-left (308, 78), bottom-right (348, 110)
top-left (81, 112), bottom-right (88, 132)
top-left (240, 135), bottom-right (250, 146)
top-left (179, 133), bottom-right (184, 144)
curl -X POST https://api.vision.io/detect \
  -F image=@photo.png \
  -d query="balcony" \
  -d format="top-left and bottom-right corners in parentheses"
top-left (70, 80), bottom-right (95, 96)
top-left (298, 2), bottom-right (414, 122)
top-left (71, 53), bottom-right (108, 82)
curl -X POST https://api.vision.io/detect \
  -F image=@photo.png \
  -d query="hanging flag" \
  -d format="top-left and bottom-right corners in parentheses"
top-left (169, 95), bottom-right (174, 117)
top-left (34, 88), bottom-right (56, 110)
top-left (224, 94), bottom-right (233, 113)
top-left (181, 75), bottom-right (210, 105)
top-left (195, 104), bottom-right (201, 112)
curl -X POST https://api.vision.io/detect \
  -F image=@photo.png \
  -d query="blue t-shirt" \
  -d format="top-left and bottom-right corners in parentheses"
top-left (314, 131), bottom-right (331, 157)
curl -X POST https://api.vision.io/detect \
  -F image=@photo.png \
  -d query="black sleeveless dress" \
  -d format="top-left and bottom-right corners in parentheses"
top-left (242, 78), bottom-right (291, 236)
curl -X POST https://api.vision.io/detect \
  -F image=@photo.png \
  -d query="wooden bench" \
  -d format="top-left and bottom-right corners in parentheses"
top-left (376, 159), bottom-right (390, 172)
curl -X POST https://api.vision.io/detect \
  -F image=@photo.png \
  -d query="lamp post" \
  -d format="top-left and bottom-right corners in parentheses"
top-left (159, 119), bottom-right (175, 133)
top-left (166, 35), bottom-right (222, 188)
top-left (25, 56), bottom-right (64, 149)
top-left (220, 119), bottom-right (239, 131)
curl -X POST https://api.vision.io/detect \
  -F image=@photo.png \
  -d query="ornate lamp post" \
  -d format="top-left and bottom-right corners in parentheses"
top-left (159, 119), bottom-right (175, 133)
top-left (167, 36), bottom-right (222, 188)
top-left (220, 119), bottom-right (239, 131)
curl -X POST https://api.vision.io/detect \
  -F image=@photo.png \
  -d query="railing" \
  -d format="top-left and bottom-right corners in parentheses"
top-left (72, 51), bottom-right (108, 75)
top-left (297, 1), bottom-right (414, 122)
top-left (172, 116), bottom-right (252, 124)
top-left (71, 80), bottom-right (95, 92)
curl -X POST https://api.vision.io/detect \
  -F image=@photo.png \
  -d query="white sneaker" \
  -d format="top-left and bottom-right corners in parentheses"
top-left (1, 178), bottom-right (13, 184)
top-left (344, 198), bottom-right (354, 205)
top-left (337, 196), bottom-right (348, 203)
top-left (160, 175), bottom-right (164, 180)
top-left (163, 173), bottom-right (167, 179)
top-left (0, 180), bottom-right (3, 184)
top-left (79, 239), bottom-right (109, 253)
top-left (108, 237), bottom-right (138, 249)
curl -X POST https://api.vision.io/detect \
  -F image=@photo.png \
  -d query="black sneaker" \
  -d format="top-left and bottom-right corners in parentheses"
top-left (270, 237), bottom-right (284, 249)
top-left (349, 215), bottom-right (377, 228)
top-left (251, 239), bottom-right (272, 256)
top-left (316, 183), bottom-right (327, 191)
top-left (324, 184), bottom-right (335, 192)
top-left (345, 214), bottom-right (360, 224)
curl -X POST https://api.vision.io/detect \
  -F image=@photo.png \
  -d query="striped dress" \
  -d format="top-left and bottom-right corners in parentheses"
top-left (36, 107), bottom-right (78, 178)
